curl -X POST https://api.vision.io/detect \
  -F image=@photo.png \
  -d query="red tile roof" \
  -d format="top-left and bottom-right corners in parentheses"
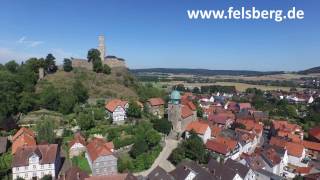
top-left (105, 99), bottom-right (128, 112)
top-left (86, 138), bottom-right (114, 162)
top-left (206, 137), bottom-right (237, 155)
top-left (12, 144), bottom-right (58, 167)
top-left (208, 113), bottom-right (234, 125)
top-left (269, 137), bottom-right (286, 148)
top-left (309, 126), bottom-right (320, 141)
top-left (286, 142), bottom-right (304, 157)
top-left (186, 121), bottom-right (209, 135)
top-left (181, 105), bottom-right (194, 119)
top-left (237, 119), bottom-right (263, 134)
top-left (302, 140), bottom-right (320, 152)
top-left (210, 125), bottom-right (222, 138)
top-left (69, 132), bottom-right (86, 148)
top-left (238, 103), bottom-right (252, 110)
top-left (12, 128), bottom-right (36, 154)
top-left (295, 166), bottom-right (312, 174)
top-left (12, 127), bottom-right (35, 142)
top-left (147, 98), bottom-right (165, 106)
top-left (206, 140), bottom-right (228, 155)
top-left (273, 120), bottom-right (302, 132)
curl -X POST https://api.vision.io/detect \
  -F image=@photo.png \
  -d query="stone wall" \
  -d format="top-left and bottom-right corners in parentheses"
top-left (71, 59), bottom-right (93, 70)
top-left (104, 59), bottom-right (126, 68)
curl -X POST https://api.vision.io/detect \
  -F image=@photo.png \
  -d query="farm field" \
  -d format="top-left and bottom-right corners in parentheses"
top-left (156, 81), bottom-right (304, 92)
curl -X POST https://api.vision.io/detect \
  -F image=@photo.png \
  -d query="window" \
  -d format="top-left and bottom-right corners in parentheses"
top-left (49, 164), bottom-right (52, 168)
top-left (16, 167), bottom-right (19, 171)
top-left (33, 165), bottom-right (36, 169)
top-left (41, 165), bottom-right (44, 169)
top-left (25, 166), bottom-right (28, 170)
top-left (25, 173), bottom-right (28, 178)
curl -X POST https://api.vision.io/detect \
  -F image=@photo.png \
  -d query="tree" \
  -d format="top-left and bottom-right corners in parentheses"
top-left (130, 140), bottom-right (148, 158)
top-left (18, 92), bottom-right (36, 113)
top-left (36, 117), bottom-right (56, 144)
top-left (58, 91), bottom-right (77, 114)
top-left (87, 49), bottom-right (102, 73)
top-left (39, 84), bottom-right (60, 111)
top-left (152, 118), bottom-right (172, 135)
top-left (5, 60), bottom-right (19, 73)
top-left (72, 80), bottom-right (88, 103)
top-left (169, 146), bottom-right (185, 165)
top-left (77, 112), bottom-right (94, 130)
top-left (145, 129), bottom-right (161, 147)
top-left (196, 106), bottom-right (203, 118)
top-left (182, 133), bottom-right (207, 163)
top-left (93, 107), bottom-right (105, 121)
top-left (45, 54), bottom-right (57, 73)
top-left (192, 87), bottom-right (200, 94)
top-left (41, 175), bottom-right (52, 180)
top-left (102, 64), bottom-right (111, 74)
top-left (127, 100), bottom-right (142, 118)
top-left (63, 58), bottom-right (73, 72)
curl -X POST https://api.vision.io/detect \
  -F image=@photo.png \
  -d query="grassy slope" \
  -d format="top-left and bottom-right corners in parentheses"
top-left (37, 67), bottom-right (138, 99)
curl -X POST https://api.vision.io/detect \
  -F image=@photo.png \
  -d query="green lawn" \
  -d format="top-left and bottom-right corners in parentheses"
top-left (71, 155), bottom-right (91, 173)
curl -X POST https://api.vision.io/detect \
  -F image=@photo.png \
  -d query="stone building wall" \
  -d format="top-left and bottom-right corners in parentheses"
top-left (71, 59), bottom-right (93, 70)
top-left (104, 59), bottom-right (126, 68)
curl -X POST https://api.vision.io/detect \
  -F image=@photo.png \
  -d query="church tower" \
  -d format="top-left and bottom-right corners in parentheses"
top-left (98, 35), bottom-right (105, 63)
top-left (168, 90), bottom-right (182, 134)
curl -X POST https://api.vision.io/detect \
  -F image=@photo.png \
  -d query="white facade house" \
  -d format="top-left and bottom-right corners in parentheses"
top-left (185, 121), bottom-right (211, 143)
top-left (12, 144), bottom-right (60, 180)
top-left (286, 142), bottom-right (308, 167)
top-left (105, 99), bottom-right (128, 124)
top-left (85, 138), bottom-right (117, 176)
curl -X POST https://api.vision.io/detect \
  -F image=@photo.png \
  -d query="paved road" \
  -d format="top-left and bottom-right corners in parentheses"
top-left (134, 138), bottom-right (179, 177)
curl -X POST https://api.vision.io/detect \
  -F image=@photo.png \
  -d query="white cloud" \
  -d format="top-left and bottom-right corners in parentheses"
top-left (0, 47), bottom-right (41, 63)
top-left (17, 36), bottom-right (44, 47)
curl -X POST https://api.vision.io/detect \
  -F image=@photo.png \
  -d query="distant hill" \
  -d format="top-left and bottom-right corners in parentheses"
top-left (37, 67), bottom-right (138, 99)
top-left (298, 66), bottom-right (320, 74)
top-left (131, 68), bottom-right (284, 76)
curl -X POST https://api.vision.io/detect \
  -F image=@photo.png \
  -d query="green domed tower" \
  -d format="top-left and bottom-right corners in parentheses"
top-left (170, 90), bottom-right (181, 105)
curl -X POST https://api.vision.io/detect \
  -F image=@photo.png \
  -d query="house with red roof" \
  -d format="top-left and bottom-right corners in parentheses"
top-left (12, 127), bottom-right (36, 154)
top-left (105, 99), bottom-right (128, 124)
top-left (272, 120), bottom-right (304, 140)
top-left (146, 98), bottom-right (165, 119)
top-left (69, 132), bottom-right (86, 158)
top-left (237, 103), bottom-right (252, 111)
top-left (302, 140), bottom-right (320, 159)
top-left (205, 136), bottom-right (240, 160)
top-left (309, 126), bottom-right (320, 143)
top-left (208, 113), bottom-right (234, 129)
top-left (12, 144), bottom-right (61, 180)
top-left (85, 138), bottom-right (117, 176)
top-left (285, 142), bottom-right (308, 167)
top-left (185, 120), bottom-right (211, 143)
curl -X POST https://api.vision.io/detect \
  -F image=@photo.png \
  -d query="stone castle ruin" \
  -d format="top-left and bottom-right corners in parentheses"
top-left (71, 35), bottom-right (126, 70)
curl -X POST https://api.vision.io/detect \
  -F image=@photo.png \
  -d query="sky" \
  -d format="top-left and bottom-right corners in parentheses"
top-left (0, 0), bottom-right (319, 71)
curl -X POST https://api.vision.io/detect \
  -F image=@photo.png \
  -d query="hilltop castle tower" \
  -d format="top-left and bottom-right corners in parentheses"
top-left (98, 35), bottom-right (105, 63)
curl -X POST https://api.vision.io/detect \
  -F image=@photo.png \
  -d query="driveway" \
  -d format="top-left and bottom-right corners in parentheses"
top-left (134, 138), bottom-right (179, 177)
